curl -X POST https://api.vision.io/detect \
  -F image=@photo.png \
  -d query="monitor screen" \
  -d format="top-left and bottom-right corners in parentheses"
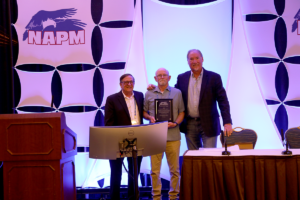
top-left (89, 122), bottom-right (168, 160)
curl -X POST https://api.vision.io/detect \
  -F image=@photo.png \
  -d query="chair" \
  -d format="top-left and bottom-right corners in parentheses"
top-left (285, 127), bottom-right (300, 149)
top-left (220, 127), bottom-right (257, 149)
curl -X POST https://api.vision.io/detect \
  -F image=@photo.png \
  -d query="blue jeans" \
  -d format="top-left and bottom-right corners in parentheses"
top-left (185, 118), bottom-right (217, 150)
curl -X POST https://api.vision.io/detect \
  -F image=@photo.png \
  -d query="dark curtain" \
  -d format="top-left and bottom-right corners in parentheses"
top-left (0, 0), bottom-right (17, 199)
top-left (0, 0), bottom-right (7, 197)
top-left (0, 0), bottom-right (10, 198)
top-left (0, 0), bottom-right (14, 115)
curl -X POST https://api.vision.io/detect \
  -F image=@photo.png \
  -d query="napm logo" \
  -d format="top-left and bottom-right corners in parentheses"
top-left (23, 8), bottom-right (87, 45)
top-left (292, 8), bottom-right (300, 35)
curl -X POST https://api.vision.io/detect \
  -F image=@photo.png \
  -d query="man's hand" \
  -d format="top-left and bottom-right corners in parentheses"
top-left (149, 116), bottom-right (156, 123)
top-left (224, 124), bottom-right (233, 136)
top-left (143, 111), bottom-right (156, 123)
top-left (147, 84), bottom-right (156, 91)
top-left (168, 122), bottom-right (177, 128)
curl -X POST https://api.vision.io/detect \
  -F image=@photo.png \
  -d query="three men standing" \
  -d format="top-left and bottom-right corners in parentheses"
top-left (104, 48), bottom-right (232, 199)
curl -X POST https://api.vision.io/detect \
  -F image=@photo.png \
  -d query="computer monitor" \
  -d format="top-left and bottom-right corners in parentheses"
top-left (89, 122), bottom-right (168, 160)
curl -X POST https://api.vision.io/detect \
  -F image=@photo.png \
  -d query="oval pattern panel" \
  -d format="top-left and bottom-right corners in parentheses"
top-left (240, 0), bottom-right (300, 140)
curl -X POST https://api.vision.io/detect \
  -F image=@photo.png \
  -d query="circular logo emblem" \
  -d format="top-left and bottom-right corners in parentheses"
top-left (128, 130), bottom-right (134, 136)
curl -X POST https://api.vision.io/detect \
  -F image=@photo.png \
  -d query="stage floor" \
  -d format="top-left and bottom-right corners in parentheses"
top-left (76, 186), bottom-right (171, 200)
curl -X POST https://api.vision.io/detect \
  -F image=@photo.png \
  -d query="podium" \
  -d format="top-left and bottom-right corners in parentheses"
top-left (0, 112), bottom-right (77, 200)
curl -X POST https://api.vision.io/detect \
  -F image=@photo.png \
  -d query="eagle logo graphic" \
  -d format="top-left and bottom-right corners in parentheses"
top-left (23, 8), bottom-right (87, 41)
top-left (292, 8), bottom-right (300, 33)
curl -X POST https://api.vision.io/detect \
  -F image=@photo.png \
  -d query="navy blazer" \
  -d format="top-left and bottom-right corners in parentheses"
top-left (105, 90), bottom-right (144, 126)
top-left (175, 69), bottom-right (232, 137)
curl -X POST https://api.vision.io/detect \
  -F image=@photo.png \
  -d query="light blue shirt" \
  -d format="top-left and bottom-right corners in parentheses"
top-left (187, 69), bottom-right (204, 117)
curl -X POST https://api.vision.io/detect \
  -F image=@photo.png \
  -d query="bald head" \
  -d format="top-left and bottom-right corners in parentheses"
top-left (155, 68), bottom-right (169, 76)
top-left (154, 68), bottom-right (171, 88)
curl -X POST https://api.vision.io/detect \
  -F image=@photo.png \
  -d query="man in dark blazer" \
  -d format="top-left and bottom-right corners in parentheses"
top-left (175, 49), bottom-right (233, 149)
top-left (104, 74), bottom-right (144, 200)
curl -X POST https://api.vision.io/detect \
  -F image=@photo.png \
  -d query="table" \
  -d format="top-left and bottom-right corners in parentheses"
top-left (180, 148), bottom-right (300, 200)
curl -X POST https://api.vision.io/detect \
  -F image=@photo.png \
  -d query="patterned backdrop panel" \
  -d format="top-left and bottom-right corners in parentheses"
top-left (100, 0), bottom-right (135, 24)
top-left (99, 68), bottom-right (126, 108)
top-left (16, 68), bottom-right (54, 107)
top-left (244, 20), bottom-right (278, 57)
top-left (99, 27), bottom-right (133, 65)
top-left (12, 0), bottom-right (138, 187)
top-left (59, 68), bottom-right (97, 108)
top-left (64, 111), bottom-right (98, 147)
top-left (240, 0), bottom-right (300, 140)
top-left (254, 63), bottom-right (278, 100)
top-left (14, 0), bottom-right (95, 67)
top-left (284, 1), bottom-right (300, 57)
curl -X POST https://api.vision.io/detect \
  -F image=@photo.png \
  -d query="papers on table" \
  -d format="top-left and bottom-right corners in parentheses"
top-left (184, 147), bottom-right (300, 157)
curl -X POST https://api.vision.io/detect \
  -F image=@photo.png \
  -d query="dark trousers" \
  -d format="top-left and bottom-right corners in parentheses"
top-left (109, 156), bottom-right (142, 200)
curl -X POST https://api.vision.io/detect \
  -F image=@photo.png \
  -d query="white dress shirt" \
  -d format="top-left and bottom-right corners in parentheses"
top-left (122, 91), bottom-right (141, 125)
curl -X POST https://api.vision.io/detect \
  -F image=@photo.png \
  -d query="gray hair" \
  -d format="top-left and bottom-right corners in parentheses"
top-left (187, 49), bottom-right (203, 60)
top-left (155, 68), bottom-right (169, 76)
top-left (120, 73), bottom-right (135, 83)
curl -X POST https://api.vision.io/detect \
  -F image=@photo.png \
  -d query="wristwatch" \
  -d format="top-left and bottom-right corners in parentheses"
top-left (174, 122), bottom-right (179, 126)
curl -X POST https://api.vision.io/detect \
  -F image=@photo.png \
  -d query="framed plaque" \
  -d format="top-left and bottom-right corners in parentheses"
top-left (154, 99), bottom-right (173, 122)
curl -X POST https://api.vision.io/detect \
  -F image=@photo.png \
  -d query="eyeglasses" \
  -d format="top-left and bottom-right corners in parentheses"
top-left (121, 81), bottom-right (135, 85)
top-left (156, 74), bottom-right (168, 78)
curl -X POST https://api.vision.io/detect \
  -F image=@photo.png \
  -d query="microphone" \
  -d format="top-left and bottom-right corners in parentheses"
top-left (222, 131), bottom-right (231, 155)
top-left (281, 129), bottom-right (292, 155)
top-left (51, 95), bottom-right (54, 111)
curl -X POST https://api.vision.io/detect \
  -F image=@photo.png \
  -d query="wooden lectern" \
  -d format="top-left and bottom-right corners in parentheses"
top-left (0, 112), bottom-right (77, 200)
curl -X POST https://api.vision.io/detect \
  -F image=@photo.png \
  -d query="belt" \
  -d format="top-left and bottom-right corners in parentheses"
top-left (187, 116), bottom-right (200, 121)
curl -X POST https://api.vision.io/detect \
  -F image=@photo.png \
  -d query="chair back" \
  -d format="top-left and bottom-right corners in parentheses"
top-left (285, 127), bottom-right (300, 149)
top-left (221, 127), bottom-right (257, 149)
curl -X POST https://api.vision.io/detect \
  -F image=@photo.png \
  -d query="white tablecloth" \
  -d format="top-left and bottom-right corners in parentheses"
top-left (184, 145), bottom-right (300, 156)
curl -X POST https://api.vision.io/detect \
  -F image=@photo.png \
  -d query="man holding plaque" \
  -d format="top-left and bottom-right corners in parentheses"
top-left (143, 68), bottom-right (185, 200)
top-left (104, 74), bottom-right (144, 200)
